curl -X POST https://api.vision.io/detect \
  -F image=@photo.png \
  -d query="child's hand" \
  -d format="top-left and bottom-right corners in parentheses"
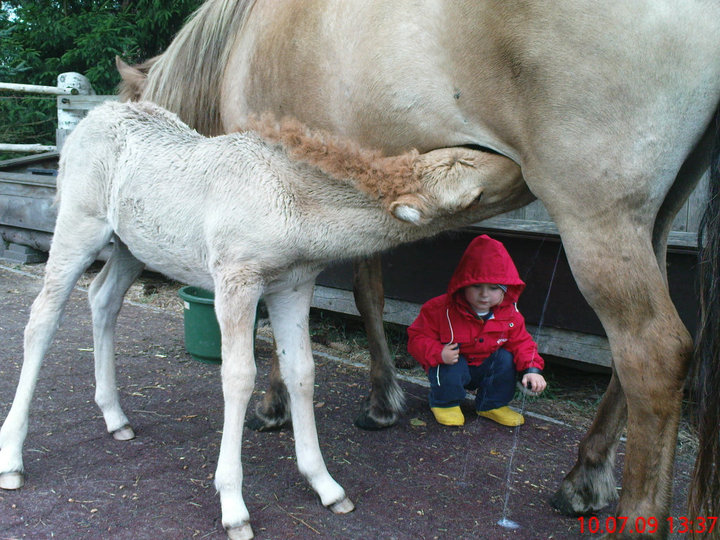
top-left (521, 373), bottom-right (547, 394)
top-left (441, 343), bottom-right (460, 364)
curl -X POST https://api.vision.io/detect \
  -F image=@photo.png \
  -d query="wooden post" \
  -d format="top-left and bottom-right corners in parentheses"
top-left (55, 73), bottom-right (95, 152)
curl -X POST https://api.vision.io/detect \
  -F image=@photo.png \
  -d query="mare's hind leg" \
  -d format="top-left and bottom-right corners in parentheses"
top-left (264, 278), bottom-right (354, 513)
top-left (550, 369), bottom-right (627, 514)
top-left (550, 221), bottom-right (691, 537)
top-left (352, 256), bottom-right (404, 430)
top-left (88, 240), bottom-right (144, 441)
top-left (0, 215), bottom-right (112, 490)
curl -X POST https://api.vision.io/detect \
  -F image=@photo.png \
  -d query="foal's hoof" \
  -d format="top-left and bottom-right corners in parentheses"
top-left (329, 496), bottom-right (355, 514)
top-left (112, 425), bottom-right (136, 441)
top-left (0, 471), bottom-right (24, 490)
top-left (226, 522), bottom-right (254, 540)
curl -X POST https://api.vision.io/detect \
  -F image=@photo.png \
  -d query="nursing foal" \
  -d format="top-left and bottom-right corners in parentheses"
top-left (0, 100), bottom-right (526, 539)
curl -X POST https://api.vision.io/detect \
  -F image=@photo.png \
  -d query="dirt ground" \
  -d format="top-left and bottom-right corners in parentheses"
top-left (0, 263), bottom-right (698, 539)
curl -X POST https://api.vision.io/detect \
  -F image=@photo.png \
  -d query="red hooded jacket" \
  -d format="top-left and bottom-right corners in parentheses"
top-left (407, 235), bottom-right (544, 373)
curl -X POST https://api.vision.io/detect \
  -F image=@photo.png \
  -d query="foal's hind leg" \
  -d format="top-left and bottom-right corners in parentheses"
top-left (87, 240), bottom-right (144, 441)
top-left (550, 221), bottom-right (691, 537)
top-left (352, 256), bottom-right (404, 430)
top-left (264, 279), bottom-right (354, 513)
top-left (0, 216), bottom-right (112, 490)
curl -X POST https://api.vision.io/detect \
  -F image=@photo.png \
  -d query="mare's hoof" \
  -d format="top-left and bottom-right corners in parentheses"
top-left (112, 425), bottom-right (136, 441)
top-left (549, 489), bottom-right (587, 516)
top-left (329, 496), bottom-right (355, 514)
top-left (245, 415), bottom-right (288, 433)
top-left (353, 411), bottom-right (397, 431)
top-left (0, 471), bottom-right (24, 490)
top-left (226, 522), bottom-right (254, 540)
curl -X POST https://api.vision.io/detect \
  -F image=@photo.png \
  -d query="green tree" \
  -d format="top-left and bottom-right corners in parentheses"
top-left (0, 0), bottom-right (202, 159)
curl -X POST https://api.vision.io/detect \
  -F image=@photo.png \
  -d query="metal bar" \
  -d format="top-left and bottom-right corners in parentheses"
top-left (0, 144), bottom-right (57, 153)
top-left (0, 82), bottom-right (74, 95)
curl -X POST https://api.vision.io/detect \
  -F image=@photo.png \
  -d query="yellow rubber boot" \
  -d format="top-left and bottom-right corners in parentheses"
top-left (430, 406), bottom-right (465, 426)
top-left (477, 406), bottom-right (524, 426)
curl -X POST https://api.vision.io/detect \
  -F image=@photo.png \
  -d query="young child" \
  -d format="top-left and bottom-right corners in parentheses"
top-left (407, 235), bottom-right (547, 427)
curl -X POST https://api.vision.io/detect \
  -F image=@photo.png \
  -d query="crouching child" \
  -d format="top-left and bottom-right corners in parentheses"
top-left (407, 235), bottom-right (547, 427)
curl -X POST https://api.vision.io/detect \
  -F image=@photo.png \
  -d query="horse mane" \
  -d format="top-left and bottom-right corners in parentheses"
top-left (139, 0), bottom-right (256, 136)
top-left (245, 114), bottom-right (422, 203)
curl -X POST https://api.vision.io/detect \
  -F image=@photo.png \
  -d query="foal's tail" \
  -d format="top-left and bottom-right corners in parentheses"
top-left (689, 108), bottom-right (720, 522)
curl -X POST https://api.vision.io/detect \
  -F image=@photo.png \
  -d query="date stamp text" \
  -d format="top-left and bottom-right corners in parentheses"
top-left (577, 516), bottom-right (718, 535)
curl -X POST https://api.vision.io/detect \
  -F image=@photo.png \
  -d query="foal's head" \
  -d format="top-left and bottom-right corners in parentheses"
top-left (244, 114), bottom-right (496, 225)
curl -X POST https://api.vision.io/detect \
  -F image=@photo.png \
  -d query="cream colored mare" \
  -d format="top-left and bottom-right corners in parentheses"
top-left (119, 1), bottom-right (720, 537)
top-left (0, 101), bottom-right (525, 539)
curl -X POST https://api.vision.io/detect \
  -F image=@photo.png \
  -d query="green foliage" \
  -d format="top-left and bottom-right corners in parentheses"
top-left (0, 0), bottom-right (202, 160)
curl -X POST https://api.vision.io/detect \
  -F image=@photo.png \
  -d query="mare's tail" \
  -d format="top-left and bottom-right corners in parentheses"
top-left (689, 108), bottom-right (720, 521)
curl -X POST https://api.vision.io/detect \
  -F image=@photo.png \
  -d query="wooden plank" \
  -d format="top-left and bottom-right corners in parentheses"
top-left (471, 217), bottom-right (699, 249)
top-left (470, 218), bottom-right (559, 237)
top-left (523, 199), bottom-right (552, 221)
top-left (0, 177), bottom-right (58, 232)
top-left (0, 152), bottom-right (59, 171)
top-left (687, 171), bottom-right (709, 235)
top-left (311, 285), bottom-right (611, 368)
top-left (0, 171), bottom-right (57, 188)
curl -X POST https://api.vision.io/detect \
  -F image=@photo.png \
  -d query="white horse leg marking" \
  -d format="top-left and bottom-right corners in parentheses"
top-left (88, 240), bottom-right (145, 440)
top-left (0, 214), bottom-right (112, 490)
top-left (211, 269), bottom-right (263, 539)
top-left (264, 279), bottom-right (354, 513)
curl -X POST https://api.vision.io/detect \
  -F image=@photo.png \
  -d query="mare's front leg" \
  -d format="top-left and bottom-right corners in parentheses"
top-left (248, 255), bottom-right (405, 432)
top-left (245, 347), bottom-right (291, 431)
top-left (352, 256), bottom-right (405, 430)
top-left (264, 279), bottom-right (354, 513)
top-left (212, 268), bottom-right (263, 540)
top-left (550, 220), bottom-right (691, 538)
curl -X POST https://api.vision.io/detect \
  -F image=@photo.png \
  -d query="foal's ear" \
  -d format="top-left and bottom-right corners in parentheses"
top-left (389, 194), bottom-right (430, 225)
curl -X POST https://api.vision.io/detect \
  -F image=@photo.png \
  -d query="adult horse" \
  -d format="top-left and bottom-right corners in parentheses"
top-left (117, 0), bottom-right (720, 536)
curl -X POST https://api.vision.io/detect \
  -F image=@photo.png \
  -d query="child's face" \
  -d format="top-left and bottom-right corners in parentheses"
top-left (463, 283), bottom-right (505, 313)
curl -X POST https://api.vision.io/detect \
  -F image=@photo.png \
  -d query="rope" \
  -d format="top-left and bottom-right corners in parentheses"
top-left (498, 240), bottom-right (564, 529)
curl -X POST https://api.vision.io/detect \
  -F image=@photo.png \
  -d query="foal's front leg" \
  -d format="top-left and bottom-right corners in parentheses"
top-left (212, 270), bottom-right (263, 540)
top-left (264, 281), bottom-right (354, 513)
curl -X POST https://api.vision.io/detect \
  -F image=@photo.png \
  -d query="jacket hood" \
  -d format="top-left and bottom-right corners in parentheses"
top-left (447, 235), bottom-right (525, 306)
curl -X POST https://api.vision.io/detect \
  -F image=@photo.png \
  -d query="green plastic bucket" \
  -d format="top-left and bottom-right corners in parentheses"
top-left (178, 286), bottom-right (221, 363)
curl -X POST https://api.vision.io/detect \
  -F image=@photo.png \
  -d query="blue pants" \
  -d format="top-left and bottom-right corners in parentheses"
top-left (427, 349), bottom-right (515, 411)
